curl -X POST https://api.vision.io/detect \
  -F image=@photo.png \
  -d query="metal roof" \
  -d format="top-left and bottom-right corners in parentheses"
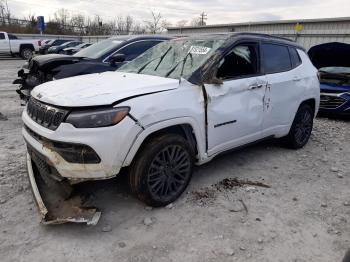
top-left (167, 16), bottom-right (350, 30)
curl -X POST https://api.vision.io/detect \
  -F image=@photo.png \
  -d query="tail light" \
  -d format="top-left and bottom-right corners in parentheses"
top-left (38, 40), bottom-right (42, 47)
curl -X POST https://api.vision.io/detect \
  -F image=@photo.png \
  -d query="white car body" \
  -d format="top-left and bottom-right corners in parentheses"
top-left (0, 31), bottom-right (40, 58)
top-left (23, 53), bottom-right (319, 180)
top-left (22, 33), bottom-right (320, 223)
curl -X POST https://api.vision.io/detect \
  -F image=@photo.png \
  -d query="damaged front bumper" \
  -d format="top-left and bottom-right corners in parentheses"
top-left (26, 147), bottom-right (101, 225)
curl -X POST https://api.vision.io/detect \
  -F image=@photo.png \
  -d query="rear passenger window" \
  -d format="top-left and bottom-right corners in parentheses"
top-left (262, 43), bottom-right (292, 74)
top-left (289, 47), bottom-right (302, 68)
top-left (0, 33), bottom-right (5, 40)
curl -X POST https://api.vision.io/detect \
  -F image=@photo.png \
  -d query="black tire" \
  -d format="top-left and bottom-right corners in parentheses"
top-left (283, 103), bottom-right (314, 149)
top-left (128, 133), bottom-right (194, 207)
top-left (20, 48), bottom-right (33, 60)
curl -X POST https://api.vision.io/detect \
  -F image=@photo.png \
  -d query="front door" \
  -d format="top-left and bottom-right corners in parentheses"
top-left (0, 33), bottom-right (9, 53)
top-left (205, 42), bottom-right (267, 156)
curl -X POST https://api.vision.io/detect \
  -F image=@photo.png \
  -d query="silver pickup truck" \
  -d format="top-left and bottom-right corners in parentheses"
top-left (0, 31), bottom-right (40, 59)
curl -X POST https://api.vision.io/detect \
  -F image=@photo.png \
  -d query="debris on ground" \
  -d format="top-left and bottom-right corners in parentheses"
top-left (191, 177), bottom-right (270, 204)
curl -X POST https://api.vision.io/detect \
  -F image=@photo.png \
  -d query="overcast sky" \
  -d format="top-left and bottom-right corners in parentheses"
top-left (7, 0), bottom-right (350, 25)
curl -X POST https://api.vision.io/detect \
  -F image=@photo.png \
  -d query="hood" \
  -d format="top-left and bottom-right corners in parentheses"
top-left (308, 42), bottom-right (350, 69)
top-left (31, 54), bottom-right (83, 67)
top-left (31, 72), bottom-right (179, 107)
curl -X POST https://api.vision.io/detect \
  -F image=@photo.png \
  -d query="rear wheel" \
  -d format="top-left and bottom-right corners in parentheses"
top-left (128, 134), bottom-right (194, 207)
top-left (20, 48), bottom-right (33, 60)
top-left (283, 103), bottom-right (314, 149)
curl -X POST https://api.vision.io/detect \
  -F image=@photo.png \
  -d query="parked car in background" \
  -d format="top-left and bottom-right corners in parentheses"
top-left (22, 33), bottom-right (319, 224)
top-left (0, 31), bottom-right (40, 59)
top-left (38, 39), bottom-right (71, 54)
top-left (47, 41), bottom-right (82, 54)
top-left (63, 43), bottom-right (91, 55)
top-left (14, 35), bottom-right (173, 103)
top-left (308, 42), bottom-right (350, 116)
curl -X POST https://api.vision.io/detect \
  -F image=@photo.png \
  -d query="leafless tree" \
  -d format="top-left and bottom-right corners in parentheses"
top-left (190, 17), bottom-right (203, 26)
top-left (125, 15), bottom-right (134, 34)
top-left (0, 0), bottom-right (11, 24)
top-left (70, 14), bottom-right (86, 35)
top-left (115, 15), bottom-right (125, 34)
top-left (144, 11), bottom-right (163, 34)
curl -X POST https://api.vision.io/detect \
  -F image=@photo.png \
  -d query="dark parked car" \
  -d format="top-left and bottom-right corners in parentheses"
top-left (14, 35), bottom-right (173, 103)
top-left (308, 42), bottom-right (350, 115)
top-left (63, 43), bottom-right (91, 55)
top-left (38, 39), bottom-right (71, 54)
top-left (47, 41), bottom-right (82, 54)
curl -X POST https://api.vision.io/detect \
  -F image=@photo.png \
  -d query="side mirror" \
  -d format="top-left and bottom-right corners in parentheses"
top-left (109, 53), bottom-right (126, 65)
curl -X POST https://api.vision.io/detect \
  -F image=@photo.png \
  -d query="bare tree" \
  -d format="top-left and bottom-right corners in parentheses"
top-left (190, 17), bottom-right (202, 26)
top-left (144, 11), bottom-right (163, 34)
top-left (70, 14), bottom-right (86, 35)
top-left (0, 0), bottom-right (11, 24)
top-left (133, 22), bottom-right (146, 34)
top-left (115, 15), bottom-right (125, 34)
top-left (125, 15), bottom-right (134, 34)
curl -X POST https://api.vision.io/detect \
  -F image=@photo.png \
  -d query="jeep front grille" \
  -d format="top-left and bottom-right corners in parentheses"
top-left (27, 98), bottom-right (69, 130)
top-left (320, 95), bottom-right (346, 109)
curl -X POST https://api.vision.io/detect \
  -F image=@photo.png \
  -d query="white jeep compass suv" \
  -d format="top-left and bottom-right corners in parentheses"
top-left (22, 33), bottom-right (320, 224)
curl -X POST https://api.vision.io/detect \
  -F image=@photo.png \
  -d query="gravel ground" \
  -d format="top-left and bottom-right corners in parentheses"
top-left (0, 59), bottom-right (349, 262)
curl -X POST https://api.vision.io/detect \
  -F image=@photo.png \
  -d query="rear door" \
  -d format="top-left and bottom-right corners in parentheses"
top-left (205, 42), bottom-right (268, 155)
top-left (261, 43), bottom-right (302, 135)
top-left (0, 32), bottom-right (10, 53)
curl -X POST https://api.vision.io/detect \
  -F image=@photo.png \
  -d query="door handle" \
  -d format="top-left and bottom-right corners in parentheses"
top-left (248, 84), bottom-right (263, 90)
top-left (293, 76), bottom-right (302, 81)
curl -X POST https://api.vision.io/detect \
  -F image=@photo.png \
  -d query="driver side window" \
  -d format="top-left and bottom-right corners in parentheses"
top-left (217, 43), bottom-right (259, 80)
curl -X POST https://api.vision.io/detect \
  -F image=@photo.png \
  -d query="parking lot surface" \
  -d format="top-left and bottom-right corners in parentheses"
top-left (0, 59), bottom-right (349, 262)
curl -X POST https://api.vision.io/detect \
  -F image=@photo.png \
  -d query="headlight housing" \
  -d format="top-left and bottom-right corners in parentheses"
top-left (65, 107), bottom-right (130, 128)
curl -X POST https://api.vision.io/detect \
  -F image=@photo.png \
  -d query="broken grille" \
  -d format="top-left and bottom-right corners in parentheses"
top-left (320, 95), bottom-right (346, 109)
top-left (27, 98), bottom-right (69, 130)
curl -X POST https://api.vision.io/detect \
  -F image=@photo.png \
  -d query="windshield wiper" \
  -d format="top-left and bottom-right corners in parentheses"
top-left (165, 52), bottom-right (193, 78)
top-left (137, 46), bottom-right (172, 74)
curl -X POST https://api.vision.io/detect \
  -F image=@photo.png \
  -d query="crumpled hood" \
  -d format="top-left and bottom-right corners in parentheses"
top-left (31, 72), bottom-right (179, 107)
top-left (31, 54), bottom-right (82, 67)
top-left (308, 42), bottom-right (350, 69)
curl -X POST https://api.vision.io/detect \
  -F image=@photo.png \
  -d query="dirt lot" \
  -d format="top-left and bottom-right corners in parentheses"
top-left (0, 58), bottom-right (349, 262)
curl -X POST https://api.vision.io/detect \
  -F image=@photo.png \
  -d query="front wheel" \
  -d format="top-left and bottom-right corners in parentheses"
top-left (20, 48), bottom-right (33, 60)
top-left (128, 134), bottom-right (194, 207)
top-left (283, 103), bottom-right (314, 149)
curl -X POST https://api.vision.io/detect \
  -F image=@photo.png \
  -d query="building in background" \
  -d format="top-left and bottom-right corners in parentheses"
top-left (167, 17), bottom-right (350, 50)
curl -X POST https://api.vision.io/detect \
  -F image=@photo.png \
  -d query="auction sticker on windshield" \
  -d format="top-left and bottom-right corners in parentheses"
top-left (189, 46), bottom-right (211, 55)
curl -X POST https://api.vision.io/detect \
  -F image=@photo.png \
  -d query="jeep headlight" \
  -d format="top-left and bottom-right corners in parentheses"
top-left (65, 107), bottom-right (130, 128)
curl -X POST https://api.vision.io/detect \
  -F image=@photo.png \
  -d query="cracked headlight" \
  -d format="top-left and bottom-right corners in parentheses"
top-left (65, 107), bottom-right (130, 128)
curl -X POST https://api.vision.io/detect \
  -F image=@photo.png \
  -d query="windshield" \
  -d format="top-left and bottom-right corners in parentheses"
top-left (74, 39), bottom-right (124, 59)
top-left (117, 38), bottom-right (225, 80)
top-left (319, 67), bottom-right (350, 75)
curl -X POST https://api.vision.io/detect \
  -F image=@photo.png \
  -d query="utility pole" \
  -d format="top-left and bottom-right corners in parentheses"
top-left (199, 12), bottom-right (207, 26)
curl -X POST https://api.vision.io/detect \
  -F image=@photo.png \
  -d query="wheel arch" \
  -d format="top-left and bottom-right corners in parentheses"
top-left (300, 98), bottom-right (316, 116)
top-left (122, 117), bottom-right (206, 167)
top-left (19, 43), bottom-right (35, 52)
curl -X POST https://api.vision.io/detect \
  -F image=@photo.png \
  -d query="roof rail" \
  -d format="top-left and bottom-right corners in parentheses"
top-left (232, 32), bottom-right (294, 42)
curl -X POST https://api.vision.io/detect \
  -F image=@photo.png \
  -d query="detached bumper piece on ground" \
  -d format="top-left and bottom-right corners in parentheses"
top-left (26, 146), bottom-right (101, 225)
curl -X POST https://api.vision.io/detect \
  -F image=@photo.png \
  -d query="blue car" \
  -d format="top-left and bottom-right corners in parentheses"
top-left (308, 42), bottom-right (350, 115)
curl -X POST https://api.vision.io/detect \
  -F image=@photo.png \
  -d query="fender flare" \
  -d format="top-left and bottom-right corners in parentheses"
top-left (122, 117), bottom-right (206, 167)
